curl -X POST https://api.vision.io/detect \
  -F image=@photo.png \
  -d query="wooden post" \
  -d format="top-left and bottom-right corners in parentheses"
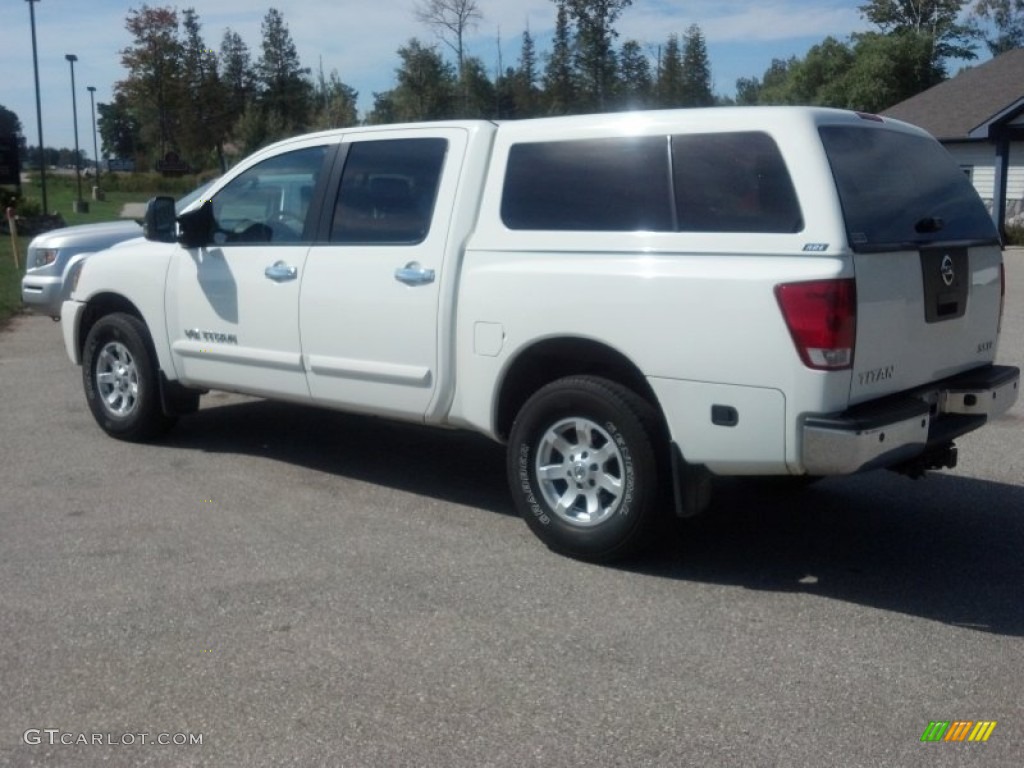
top-left (5, 206), bottom-right (19, 270)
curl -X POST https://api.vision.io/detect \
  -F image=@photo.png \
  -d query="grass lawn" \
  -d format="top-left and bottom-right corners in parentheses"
top-left (0, 234), bottom-right (28, 327)
top-left (30, 176), bottom-right (152, 226)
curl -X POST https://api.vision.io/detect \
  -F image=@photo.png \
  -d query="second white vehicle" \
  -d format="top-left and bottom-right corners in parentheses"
top-left (21, 181), bottom-right (213, 319)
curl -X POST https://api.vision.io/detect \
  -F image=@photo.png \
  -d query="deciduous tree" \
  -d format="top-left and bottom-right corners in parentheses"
top-left (842, 31), bottom-right (944, 111)
top-left (0, 104), bottom-right (21, 136)
top-left (973, 0), bottom-right (1024, 53)
top-left (384, 39), bottom-right (457, 122)
top-left (858, 0), bottom-right (979, 63)
top-left (97, 93), bottom-right (143, 161)
top-left (311, 65), bottom-right (359, 130)
top-left (414, 0), bottom-right (482, 75)
top-left (118, 5), bottom-right (185, 162)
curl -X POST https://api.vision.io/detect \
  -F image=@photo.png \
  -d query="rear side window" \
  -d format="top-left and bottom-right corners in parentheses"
top-left (673, 132), bottom-right (803, 233)
top-left (331, 138), bottom-right (447, 245)
top-left (819, 126), bottom-right (999, 252)
top-left (500, 132), bottom-right (802, 234)
top-left (501, 137), bottom-right (673, 231)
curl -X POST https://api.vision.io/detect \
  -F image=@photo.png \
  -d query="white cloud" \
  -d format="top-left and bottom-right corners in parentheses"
top-left (618, 0), bottom-right (868, 44)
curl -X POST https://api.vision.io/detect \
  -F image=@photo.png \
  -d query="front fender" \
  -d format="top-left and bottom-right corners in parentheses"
top-left (70, 243), bottom-right (178, 378)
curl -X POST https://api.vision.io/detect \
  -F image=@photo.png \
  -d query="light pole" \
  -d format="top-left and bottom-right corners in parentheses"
top-left (64, 54), bottom-right (87, 213)
top-left (87, 86), bottom-right (100, 198)
top-left (25, 0), bottom-right (47, 214)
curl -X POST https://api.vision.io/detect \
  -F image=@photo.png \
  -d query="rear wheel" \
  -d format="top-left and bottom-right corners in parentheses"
top-left (508, 376), bottom-right (662, 562)
top-left (82, 313), bottom-right (176, 441)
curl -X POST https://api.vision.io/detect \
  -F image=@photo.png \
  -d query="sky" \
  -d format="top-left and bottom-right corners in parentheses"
top-left (0, 0), bottom-right (984, 158)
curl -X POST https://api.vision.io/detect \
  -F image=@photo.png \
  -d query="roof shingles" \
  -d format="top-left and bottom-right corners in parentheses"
top-left (882, 48), bottom-right (1024, 139)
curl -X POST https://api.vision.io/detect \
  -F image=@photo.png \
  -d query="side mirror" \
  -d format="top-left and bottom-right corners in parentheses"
top-left (176, 201), bottom-right (215, 249)
top-left (142, 196), bottom-right (177, 242)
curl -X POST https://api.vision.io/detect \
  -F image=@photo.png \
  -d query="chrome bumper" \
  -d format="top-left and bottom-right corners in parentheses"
top-left (802, 365), bottom-right (1020, 475)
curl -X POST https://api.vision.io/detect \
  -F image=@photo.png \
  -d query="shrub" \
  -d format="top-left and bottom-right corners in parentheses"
top-left (2, 189), bottom-right (42, 218)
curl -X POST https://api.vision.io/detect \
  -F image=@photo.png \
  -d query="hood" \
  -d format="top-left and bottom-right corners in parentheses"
top-left (28, 219), bottom-right (142, 250)
top-left (106, 234), bottom-right (150, 250)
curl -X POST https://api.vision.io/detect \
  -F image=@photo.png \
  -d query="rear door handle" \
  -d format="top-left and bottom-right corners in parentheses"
top-left (265, 261), bottom-right (298, 281)
top-left (395, 262), bottom-right (435, 286)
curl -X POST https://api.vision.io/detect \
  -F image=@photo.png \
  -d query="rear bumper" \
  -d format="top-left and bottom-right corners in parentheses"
top-left (802, 365), bottom-right (1019, 475)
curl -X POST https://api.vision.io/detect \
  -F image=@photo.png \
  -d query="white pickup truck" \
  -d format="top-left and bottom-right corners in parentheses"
top-left (62, 107), bottom-right (1020, 561)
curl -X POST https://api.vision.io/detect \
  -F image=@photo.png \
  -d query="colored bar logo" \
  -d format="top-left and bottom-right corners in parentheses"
top-left (921, 721), bottom-right (997, 742)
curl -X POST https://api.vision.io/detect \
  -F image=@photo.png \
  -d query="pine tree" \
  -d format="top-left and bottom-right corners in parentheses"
top-left (514, 28), bottom-right (542, 116)
top-left (656, 33), bottom-right (683, 106)
top-left (543, 2), bottom-right (576, 114)
top-left (680, 24), bottom-right (714, 106)
top-left (256, 8), bottom-right (314, 142)
top-left (180, 9), bottom-right (229, 170)
top-left (459, 56), bottom-right (497, 118)
top-left (220, 30), bottom-right (256, 128)
top-left (617, 39), bottom-right (652, 108)
top-left (561, 0), bottom-right (633, 111)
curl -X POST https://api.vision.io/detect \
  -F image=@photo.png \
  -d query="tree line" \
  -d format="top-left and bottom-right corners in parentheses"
top-left (95, 0), bottom-right (718, 172)
top-left (99, 5), bottom-right (353, 174)
top-left (10, 0), bottom-right (1024, 174)
top-left (735, 0), bottom-right (1024, 112)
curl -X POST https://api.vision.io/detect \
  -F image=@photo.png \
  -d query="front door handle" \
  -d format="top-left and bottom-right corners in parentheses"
top-left (265, 261), bottom-right (298, 282)
top-left (395, 262), bottom-right (435, 286)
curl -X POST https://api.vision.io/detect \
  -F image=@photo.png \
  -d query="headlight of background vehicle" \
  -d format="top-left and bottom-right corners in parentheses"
top-left (32, 248), bottom-right (59, 268)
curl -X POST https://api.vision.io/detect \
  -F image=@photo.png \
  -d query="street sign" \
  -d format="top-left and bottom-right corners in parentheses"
top-left (106, 157), bottom-right (136, 172)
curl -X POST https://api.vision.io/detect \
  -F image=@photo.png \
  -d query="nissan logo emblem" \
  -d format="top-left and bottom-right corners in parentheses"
top-left (940, 254), bottom-right (955, 287)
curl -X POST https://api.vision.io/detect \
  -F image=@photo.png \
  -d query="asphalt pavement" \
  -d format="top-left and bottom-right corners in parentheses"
top-left (1, 251), bottom-right (1022, 767)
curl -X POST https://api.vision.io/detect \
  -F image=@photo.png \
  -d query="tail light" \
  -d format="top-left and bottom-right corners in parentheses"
top-left (775, 279), bottom-right (857, 370)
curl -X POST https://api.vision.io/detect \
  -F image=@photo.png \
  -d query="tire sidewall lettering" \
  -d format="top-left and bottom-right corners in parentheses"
top-left (604, 420), bottom-right (635, 516)
top-left (518, 443), bottom-right (551, 526)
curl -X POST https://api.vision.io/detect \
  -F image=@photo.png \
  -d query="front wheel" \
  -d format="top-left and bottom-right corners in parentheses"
top-left (81, 313), bottom-right (176, 441)
top-left (507, 376), bottom-right (662, 562)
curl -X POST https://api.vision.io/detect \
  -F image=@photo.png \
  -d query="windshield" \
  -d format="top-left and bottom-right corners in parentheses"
top-left (819, 126), bottom-right (999, 252)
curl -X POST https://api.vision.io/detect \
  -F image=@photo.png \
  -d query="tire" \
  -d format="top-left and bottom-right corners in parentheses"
top-left (508, 376), bottom-right (662, 562)
top-left (81, 313), bottom-right (176, 441)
